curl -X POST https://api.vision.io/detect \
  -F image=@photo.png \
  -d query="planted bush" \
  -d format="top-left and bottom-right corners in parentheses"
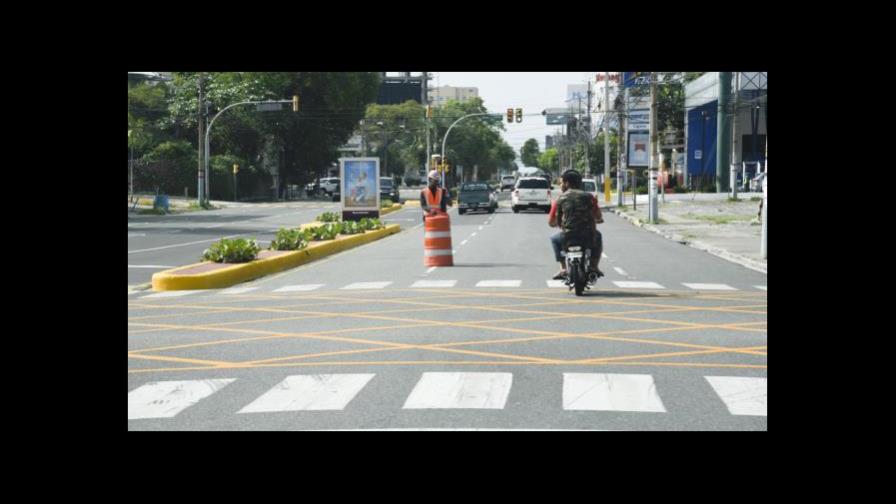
top-left (358, 218), bottom-right (384, 231)
top-left (202, 237), bottom-right (260, 263)
top-left (339, 220), bottom-right (363, 235)
top-left (316, 211), bottom-right (341, 222)
top-left (380, 199), bottom-right (394, 208)
top-left (270, 228), bottom-right (308, 251)
top-left (305, 223), bottom-right (340, 241)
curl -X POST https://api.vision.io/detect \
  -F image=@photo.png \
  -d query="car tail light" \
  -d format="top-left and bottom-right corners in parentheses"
top-left (547, 190), bottom-right (551, 197)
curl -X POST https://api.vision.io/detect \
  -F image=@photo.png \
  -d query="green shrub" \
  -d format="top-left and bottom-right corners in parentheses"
top-left (339, 220), bottom-right (363, 235)
top-left (270, 228), bottom-right (308, 251)
top-left (358, 218), bottom-right (384, 231)
top-left (305, 223), bottom-right (340, 241)
top-left (316, 211), bottom-right (341, 222)
top-left (380, 199), bottom-right (394, 208)
top-left (202, 237), bottom-right (260, 263)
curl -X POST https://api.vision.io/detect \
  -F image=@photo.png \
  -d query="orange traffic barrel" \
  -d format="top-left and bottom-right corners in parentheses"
top-left (424, 211), bottom-right (454, 266)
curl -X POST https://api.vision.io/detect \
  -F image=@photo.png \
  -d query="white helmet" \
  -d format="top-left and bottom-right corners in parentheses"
top-left (428, 170), bottom-right (441, 182)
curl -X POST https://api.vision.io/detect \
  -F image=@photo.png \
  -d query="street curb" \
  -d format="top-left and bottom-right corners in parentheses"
top-left (379, 203), bottom-right (403, 216)
top-left (150, 224), bottom-right (401, 291)
top-left (608, 207), bottom-right (767, 275)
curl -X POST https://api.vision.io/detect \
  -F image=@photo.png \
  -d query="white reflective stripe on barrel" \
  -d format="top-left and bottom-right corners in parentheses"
top-left (424, 231), bottom-right (452, 239)
top-left (424, 249), bottom-right (453, 256)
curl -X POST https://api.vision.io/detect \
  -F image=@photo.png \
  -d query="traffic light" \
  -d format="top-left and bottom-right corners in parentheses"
top-left (292, 95), bottom-right (300, 112)
top-left (426, 105), bottom-right (433, 119)
top-left (515, 108), bottom-right (523, 123)
top-left (507, 108), bottom-right (514, 123)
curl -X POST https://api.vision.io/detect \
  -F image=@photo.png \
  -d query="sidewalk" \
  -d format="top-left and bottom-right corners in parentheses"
top-left (127, 194), bottom-right (334, 214)
top-left (604, 191), bottom-right (767, 274)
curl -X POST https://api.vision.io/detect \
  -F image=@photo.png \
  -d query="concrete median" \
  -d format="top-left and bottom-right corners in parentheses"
top-left (151, 224), bottom-right (401, 291)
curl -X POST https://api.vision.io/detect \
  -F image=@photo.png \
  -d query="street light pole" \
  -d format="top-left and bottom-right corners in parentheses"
top-left (441, 112), bottom-right (493, 189)
top-left (204, 99), bottom-right (292, 205)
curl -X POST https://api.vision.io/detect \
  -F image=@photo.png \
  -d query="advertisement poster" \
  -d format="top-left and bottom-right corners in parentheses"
top-left (340, 158), bottom-right (380, 219)
top-left (628, 133), bottom-right (649, 167)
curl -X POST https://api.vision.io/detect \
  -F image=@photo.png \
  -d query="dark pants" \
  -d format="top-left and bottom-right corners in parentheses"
top-left (551, 230), bottom-right (602, 263)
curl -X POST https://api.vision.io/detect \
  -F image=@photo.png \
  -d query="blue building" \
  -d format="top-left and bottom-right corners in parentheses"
top-left (684, 72), bottom-right (767, 188)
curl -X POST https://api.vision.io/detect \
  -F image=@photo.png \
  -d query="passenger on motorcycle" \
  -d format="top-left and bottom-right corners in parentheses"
top-left (548, 169), bottom-right (604, 280)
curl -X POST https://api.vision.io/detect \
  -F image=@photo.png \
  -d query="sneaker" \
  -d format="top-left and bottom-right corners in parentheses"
top-left (552, 270), bottom-right (568, 280)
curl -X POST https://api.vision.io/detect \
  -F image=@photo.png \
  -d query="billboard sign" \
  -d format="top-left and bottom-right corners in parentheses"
top-left (628, 132), bottom-right (650, 167)
top-left (340, 157), bottom-right (380, 220)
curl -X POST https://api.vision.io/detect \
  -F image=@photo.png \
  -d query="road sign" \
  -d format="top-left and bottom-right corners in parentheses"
top-left (256, 103), bottom-right (283, 112)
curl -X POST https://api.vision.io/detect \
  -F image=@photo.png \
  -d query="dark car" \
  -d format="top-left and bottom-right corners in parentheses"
top-left (458, 182), bottom-right (497, 215)
top-left (380, 177), bottom-right (400, 203)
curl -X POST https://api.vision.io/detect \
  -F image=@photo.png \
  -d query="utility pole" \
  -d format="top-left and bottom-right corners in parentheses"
top-left (585, 82), bottom-right (592, 177)
top-left (197, 73), bottom-right (205, 205)
top-left (648, 72), bottom-right (659, 224)
top-left (424, 72), bottom-right (431, 178)
top-left (717, 72), bottom-right (732, 192)
top-left (604, 72), bottom-right (611, 203)
top-left (617, 86), bottom-right (625, 208)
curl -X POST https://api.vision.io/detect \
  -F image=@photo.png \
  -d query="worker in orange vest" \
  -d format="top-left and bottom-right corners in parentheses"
top-left (420, 170), bottom-right (451, 220)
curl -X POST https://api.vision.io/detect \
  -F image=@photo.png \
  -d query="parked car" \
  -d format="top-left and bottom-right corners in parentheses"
top-left (319, 177), bottom-right (339, 196)
top-left (500, 175), bottom-right (516, 191)
top-left (511, 177), bottom-right (552, 213)
top-left (380, 177), bottom-right (400, 203)
top-left (458, 182), bottom-right (497, 215)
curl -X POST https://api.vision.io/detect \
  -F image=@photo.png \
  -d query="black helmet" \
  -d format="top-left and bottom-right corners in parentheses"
top-left (561, 169), bottom-right (582, 185)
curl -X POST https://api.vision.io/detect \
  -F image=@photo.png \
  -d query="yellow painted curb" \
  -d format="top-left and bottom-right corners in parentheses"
top-left (379, 203), bottom-right (403, 216)
top-left (151, 224), bottom-right (401, 291)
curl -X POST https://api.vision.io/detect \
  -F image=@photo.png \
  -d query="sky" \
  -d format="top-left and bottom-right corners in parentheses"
top-left (432, 72), bottom-right (616, 159)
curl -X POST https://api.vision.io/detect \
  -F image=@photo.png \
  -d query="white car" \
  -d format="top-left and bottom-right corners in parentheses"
top-left (500, 175), bottom-right (516, 191)
top-left (511, 177), bottom-right (552, 213)
top-left (319, 177), bottom-right (340, 195)
top-left (582, 178), bottom-right (598, 198)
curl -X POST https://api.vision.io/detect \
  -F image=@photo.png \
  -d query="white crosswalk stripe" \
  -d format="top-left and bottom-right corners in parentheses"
top-left (341, 281), bottom-right (393, 290)
top-left (128, 379), bottom-right (236, 419)
top-left (476, 280), bottom-right (522, 288)
top-left (682, 283), bottom-right (737, 291)
top-left (142, 290), bottom-right (203, 299)
top-left (273, 284), bottom-right (324, 292)
top-left (220, 287), bottom-right (259, 295)
top-left (131, 279), bottom-right (758, 295)
top-left (238, 374), bottom-right (376, 413)
top-left (705, 376), bottom-right (767, 416)
top-left (563, 373), bottom-right (666, 412)
top-left (128, 373), bottom-right (766, 420)
top-left (612, 281), bottom-right (665, 289)
top-left (411, 280), bottom-right (457, 288)
top-left (403, 372), bottom-right (513, 409)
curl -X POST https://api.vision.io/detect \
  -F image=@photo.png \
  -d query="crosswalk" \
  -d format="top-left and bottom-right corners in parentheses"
top-left (128, 372), bottom-right (767, 420)
top-left (135, 281), bottom-right (767, 299)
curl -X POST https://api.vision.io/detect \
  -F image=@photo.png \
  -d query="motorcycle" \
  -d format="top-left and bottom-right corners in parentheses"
top-left (562, 238), bottom-right (600, 296)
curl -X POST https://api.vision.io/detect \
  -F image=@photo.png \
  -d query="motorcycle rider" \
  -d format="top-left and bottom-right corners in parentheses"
top-left (548, 169), bottom-right (604, 280)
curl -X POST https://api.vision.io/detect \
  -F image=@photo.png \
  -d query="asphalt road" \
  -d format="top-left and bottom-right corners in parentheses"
top-left (128, 190), bottom-right (767, 430)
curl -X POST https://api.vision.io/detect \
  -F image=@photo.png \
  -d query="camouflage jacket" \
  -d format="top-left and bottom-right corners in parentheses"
top-left (557, 189), bottom-right (596, 244)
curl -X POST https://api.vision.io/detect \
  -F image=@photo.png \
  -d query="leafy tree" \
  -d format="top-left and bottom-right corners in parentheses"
top-left (520, 138), bottom-right (541, 168)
